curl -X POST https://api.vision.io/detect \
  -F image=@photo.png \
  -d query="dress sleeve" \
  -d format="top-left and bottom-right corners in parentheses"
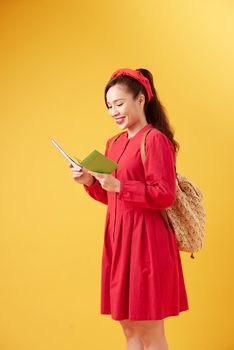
top-left (117, 131), bottom-right (176, 209)
top-left (83, 138), bottom-right (110, 205)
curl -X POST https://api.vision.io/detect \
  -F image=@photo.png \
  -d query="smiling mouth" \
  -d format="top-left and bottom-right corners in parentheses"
top-left (115, 116), bottom-right (126, 121)
top-left (115, 117), bottom-right (126, 124)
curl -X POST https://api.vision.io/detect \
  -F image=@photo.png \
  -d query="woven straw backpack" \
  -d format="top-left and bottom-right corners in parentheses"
top-left (108, 128), bottom-right (206, 259)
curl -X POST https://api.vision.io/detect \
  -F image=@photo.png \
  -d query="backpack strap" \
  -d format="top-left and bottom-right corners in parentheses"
top-left (140, 128), bottom-right (172, 230)
top-left (107, 132), bottom-right (124, 156)
top-left (140, 128), bottom-right (154, 162)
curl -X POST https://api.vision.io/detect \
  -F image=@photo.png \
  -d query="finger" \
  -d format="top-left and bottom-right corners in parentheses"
top-left (94, 175), bottom-right (104, 181)
top-left (71, 167), bottom-right (83, 172)
top-left (88, 172), bottom-right (101, 180)
top-left (88, 170), bottom-right (105, 180)
top-left (87, 170), bottom-right (97, 176)
top-left (73, 170), bottom-right (83, 174)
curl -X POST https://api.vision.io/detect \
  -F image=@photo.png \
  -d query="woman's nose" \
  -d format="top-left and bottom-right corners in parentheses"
top-left (110, 106), bottom-right (119, 117)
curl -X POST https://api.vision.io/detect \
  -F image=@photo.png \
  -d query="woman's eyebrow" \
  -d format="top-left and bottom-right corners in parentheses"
top-left (107, 98), bottom-right (125, 104)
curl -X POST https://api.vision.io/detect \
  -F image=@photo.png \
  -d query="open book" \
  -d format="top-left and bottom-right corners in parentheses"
top-left (51, 139), bottom-right (119, 174)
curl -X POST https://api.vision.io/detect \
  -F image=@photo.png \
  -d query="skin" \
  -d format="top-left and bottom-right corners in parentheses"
top-left (70, 84), bottom-right (169, 350)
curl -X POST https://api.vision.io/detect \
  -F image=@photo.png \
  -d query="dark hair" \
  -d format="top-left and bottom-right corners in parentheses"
top-left (104, 68), bottom-right (180, 155)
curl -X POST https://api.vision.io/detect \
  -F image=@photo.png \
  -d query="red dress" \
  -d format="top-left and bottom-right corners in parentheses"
top-left (84, 123), bottom-right (189, 321)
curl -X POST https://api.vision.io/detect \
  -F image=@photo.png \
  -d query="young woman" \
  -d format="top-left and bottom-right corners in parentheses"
top-left (70, 68), bottom-right (189, 350)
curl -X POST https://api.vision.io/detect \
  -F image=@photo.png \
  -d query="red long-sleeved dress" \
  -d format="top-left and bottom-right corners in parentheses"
top-left (83, 123), bottom-right (189, 321)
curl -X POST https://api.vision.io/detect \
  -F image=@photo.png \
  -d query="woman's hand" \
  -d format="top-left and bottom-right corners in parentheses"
top-left (87, 170), bottom-right (121, 192)
top-left (69, 164), bottom-right (95, 186)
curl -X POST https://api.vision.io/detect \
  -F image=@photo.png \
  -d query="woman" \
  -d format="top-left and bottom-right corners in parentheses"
top-left (70, 68), bottom-right (189, 350)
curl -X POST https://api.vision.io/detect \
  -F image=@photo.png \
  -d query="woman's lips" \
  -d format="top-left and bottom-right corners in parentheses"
top-left (115, 117), bottom-right (126, 125)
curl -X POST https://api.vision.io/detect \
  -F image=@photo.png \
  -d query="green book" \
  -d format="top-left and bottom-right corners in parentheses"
top-left (51, 139), bottom-right (119, 174)
top-left (78, 149), bottom-right (119, 173)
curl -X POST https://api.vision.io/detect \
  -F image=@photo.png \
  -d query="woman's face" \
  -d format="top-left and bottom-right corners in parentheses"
top-left (106, 84), bottom-right (146, 130)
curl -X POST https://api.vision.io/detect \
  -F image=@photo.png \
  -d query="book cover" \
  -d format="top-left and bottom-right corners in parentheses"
top-left (79, 149), bottom-right (119, 174)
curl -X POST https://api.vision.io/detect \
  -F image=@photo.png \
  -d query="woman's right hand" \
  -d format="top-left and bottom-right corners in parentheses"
top-left (69, 164), bottom-right (95, 186)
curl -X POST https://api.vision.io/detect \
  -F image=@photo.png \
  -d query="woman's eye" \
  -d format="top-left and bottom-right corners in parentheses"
top-left (107, 103), bottom-right (123, 109)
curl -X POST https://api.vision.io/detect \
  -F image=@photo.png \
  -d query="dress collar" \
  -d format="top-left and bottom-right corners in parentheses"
top-left (124, 123), bottom-right (153, 140)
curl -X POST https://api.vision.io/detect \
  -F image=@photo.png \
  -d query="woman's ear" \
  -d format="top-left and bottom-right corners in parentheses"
top-left (138, 93), bottom-right (145, 105)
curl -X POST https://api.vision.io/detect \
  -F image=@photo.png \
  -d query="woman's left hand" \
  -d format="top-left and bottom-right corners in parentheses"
top-left (87, 170), bottom-right (120, 192)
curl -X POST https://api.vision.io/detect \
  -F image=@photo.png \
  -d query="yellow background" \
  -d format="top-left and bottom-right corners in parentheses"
top-left (1, 1), bottom-right (233, 349)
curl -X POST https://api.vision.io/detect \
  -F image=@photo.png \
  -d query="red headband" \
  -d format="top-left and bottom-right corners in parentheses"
top-left (110, 68), bottom-right (154, 102)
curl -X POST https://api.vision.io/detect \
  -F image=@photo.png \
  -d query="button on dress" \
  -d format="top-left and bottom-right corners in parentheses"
top-left (83, 123), bottom-right (189, 321)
